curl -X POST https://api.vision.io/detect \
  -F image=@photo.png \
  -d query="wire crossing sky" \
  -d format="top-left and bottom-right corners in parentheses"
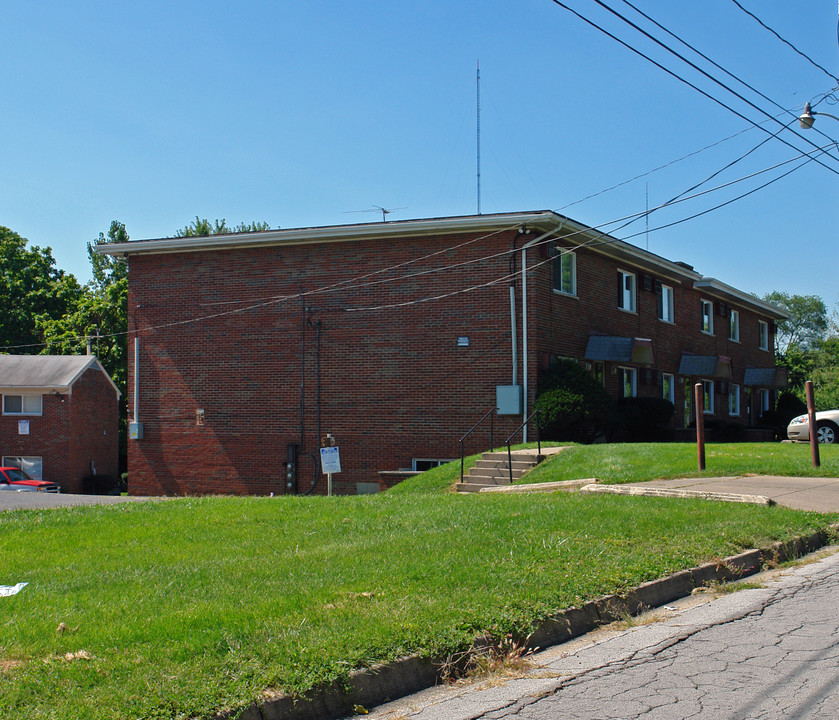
top-left (1, 1), bottom-right (837, 306)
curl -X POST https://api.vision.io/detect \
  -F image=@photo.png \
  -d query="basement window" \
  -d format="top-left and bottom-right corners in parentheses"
top-left (411, 459), bottom-right (456, 472)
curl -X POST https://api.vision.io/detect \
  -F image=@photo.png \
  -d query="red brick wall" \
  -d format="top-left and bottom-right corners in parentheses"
top-left (529, 241), bottom-right (777, 425)
top-left (127, 229), bottom-right (527, 496)
top-left (126, 228), bottom-right (780, 496)
top-left (67, 367), bottom-right (120, 493)
top-left (0, 394), bottom-right (69, 485)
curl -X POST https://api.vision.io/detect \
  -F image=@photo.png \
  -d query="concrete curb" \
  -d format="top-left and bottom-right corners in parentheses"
top-left (221, 525), bottom-right (838, 720)
top-left (479, 478), bottom-right (599, 494)
top-left (579, 483), bottom-right (776, 506)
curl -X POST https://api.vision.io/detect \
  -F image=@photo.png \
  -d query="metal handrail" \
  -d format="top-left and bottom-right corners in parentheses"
top-left (505, 409), bottom-right (541, 484)
top-left (460, 408), bottom-right (496, 483)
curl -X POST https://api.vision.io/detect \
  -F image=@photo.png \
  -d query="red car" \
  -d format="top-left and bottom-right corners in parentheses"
top-left (0, 467), bottom-right (61, 493)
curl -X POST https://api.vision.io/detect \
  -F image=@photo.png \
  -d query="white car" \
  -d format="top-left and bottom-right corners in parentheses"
top-left (787, 410), bottom-right (839, 444)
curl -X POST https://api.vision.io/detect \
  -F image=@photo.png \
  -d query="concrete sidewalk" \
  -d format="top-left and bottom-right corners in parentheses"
top-left (625, 475), bottom-right (839, 512)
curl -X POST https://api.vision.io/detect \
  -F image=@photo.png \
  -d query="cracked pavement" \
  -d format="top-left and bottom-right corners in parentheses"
top-left (353, 548), bottom-right (839, 720)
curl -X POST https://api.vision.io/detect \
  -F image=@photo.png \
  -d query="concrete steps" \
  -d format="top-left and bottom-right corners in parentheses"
top-left (455, 451), bottom-right (545, 493)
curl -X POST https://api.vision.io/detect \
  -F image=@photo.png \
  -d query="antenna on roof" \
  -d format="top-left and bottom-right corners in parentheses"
top-left (344, 205), bottom-right (407, 222)
top-left (476, 60), bottom-right (481, 215)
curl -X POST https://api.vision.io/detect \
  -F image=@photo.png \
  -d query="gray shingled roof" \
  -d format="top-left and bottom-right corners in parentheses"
top-left (0, 355), bottom-right (119, 395)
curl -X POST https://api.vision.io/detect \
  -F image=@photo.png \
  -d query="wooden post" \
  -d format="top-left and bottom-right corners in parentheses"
top-left (695, 383), bottom-right (706, 471)
top-left (806, 380), bottom-right (820, 468)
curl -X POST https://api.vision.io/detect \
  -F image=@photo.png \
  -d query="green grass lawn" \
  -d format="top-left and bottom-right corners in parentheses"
top-left (1, 443), bottom-right (838, 719)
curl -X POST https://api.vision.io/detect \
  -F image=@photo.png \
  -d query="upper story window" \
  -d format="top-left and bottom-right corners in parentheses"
top-left (758, 320), bottom-right (769, 351)
top-left (658, 283), bottom-right (674, 323)
top-left (701, 300), bottom-right (714, 334)
top-left (729, 309), bottom-right (740, 342)
top-left (617, 271), bottom-right (636, 313)
top-left (2, 394), bottom-right (43, 416)
top-left (552, 249), bottom-right (576, 296)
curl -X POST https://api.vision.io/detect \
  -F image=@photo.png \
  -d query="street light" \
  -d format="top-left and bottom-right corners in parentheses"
top-left (799, 101), bottom-right (839, 128)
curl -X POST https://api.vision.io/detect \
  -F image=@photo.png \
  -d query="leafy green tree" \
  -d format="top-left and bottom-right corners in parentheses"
top-left (39, 221), bottom-right (128, 393)
top-left (811, 337), bottom-right (839, 410)
top-left (764, 291), bottom-right (828, 355)
top-left (0, 226), bottom-right (84, 353)
top-left (176, 217), bottom-right (271, 237)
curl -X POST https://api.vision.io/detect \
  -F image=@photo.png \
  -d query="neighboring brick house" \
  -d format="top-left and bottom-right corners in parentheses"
top-left (0, 355), bottom-right (120, 493)
top-left (99, 211), bottom-right (787, 497)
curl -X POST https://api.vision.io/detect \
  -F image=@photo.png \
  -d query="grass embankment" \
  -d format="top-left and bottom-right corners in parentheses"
top-left (511, 441), bottom-right (839, 486)
top-left (1, 443), bottom-right (837, 719)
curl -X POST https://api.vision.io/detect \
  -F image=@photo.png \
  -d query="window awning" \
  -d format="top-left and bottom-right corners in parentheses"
top-left (744, 367), bottom-right (788, 387)
top-left (678, 354), bottom-right (732, 379)
top-left (584, 336), bottom-right (654, 365)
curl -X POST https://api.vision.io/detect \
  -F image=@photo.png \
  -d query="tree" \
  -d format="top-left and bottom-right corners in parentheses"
top-left (39, 221), bottom-right (128, 394)
top-left (0, 226), bottom-right (84, 353)
top-left (176, 217), bottom-right (271, 237)
top-left (763, 291), bottom-right (828, 356)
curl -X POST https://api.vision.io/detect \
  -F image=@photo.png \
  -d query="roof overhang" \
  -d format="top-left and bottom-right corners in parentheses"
top-left (744, 367), bottom-right (788, 387)
top-left (96, 211), bottom-right (567, 257)
top-left (585, 336), bottom-right (654, 365)
top-left (678, 354), bottom-right (732, 379)
top-left (0, 356), bottom-right (121, 398)
top-left (693, 278), bottom-right (789, 320)
top-left (93, 211), bottom-right (701, 285)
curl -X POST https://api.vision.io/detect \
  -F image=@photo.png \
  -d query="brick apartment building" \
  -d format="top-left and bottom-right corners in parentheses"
top-left (99, 211), bottom-right (788, 496)
top-left (0, 355), bottom-right (120, 493)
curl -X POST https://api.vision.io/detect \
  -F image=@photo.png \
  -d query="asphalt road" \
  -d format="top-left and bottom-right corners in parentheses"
top-left (0, 491), bottom-right (155, 511)
top-left (358, 547), bottom-right (839, 720)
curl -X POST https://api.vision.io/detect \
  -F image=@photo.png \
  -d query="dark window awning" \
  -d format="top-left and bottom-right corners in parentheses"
top-left (744, 367), bottom-right (788, 387)
top-left (585, 336), bottom-right (654, 365)
top-left (678, 354), bottom-right (732, 379)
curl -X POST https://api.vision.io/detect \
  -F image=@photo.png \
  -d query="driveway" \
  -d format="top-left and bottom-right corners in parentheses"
top-left (0, 492), bottom-right (157, 512)
top-left (628, 475), bottom-right (839, 512)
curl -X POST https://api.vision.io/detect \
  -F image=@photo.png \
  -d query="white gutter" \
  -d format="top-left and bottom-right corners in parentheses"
top-left (96, 211), bottom-right (563, 257)
top-left (520, 222), bottom-right (565, 442)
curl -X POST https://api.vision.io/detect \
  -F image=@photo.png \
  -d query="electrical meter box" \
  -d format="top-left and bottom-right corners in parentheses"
top-left (496, 385), bottom-right (523, 415)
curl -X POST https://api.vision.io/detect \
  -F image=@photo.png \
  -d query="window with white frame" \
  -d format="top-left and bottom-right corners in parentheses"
top-left (2, 456), bottom-right (43, 480)
top-left (758, 388), bottom-right (770, 416)
top-left (619, 366), bottom-right (637, 398)
top-left (662, 372), bottom-right (675, 403)
top-left (618, 271), bottom-right (636, 312)
top-left (729, 309), bottom-right (740, 342)
top-left (701, 300), bottom-right (714, 334)
top-left (552, 249), bottom-right (576, 295)
top-left (729, 383), bottom-right (740, 416)
top-left (2, 394), bottom-right (43, 416)
top-left (758, 320), bottom-right (769, 351)
top-left (658, 284), bottom-right (674, 322)
top-left (701, 379), bottom-right (714, 414)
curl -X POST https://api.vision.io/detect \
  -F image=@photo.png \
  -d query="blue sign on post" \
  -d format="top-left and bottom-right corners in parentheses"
top-left (320, 446), bottom-right (341, 474)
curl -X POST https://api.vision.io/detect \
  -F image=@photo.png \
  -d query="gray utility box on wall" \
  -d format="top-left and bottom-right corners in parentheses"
top-left (496, 385), bottom-right (523, 415)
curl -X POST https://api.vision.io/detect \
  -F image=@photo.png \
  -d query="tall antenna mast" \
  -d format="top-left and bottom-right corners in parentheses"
top-left (476, 60), bottom-right (481, 215)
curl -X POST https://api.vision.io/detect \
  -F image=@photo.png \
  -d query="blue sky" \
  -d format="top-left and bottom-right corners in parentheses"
top-left (2, 1), bottom-right (837, 308)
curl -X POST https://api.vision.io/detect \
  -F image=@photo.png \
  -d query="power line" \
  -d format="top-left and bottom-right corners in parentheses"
top-left (618, 0), bottom-right (839, 150)
top-left (548, 0), bottom-right (839, 175)
top-left (2, 142), bottom-right (827, 348)
top-left (728, 0), bottom-right (839, 85)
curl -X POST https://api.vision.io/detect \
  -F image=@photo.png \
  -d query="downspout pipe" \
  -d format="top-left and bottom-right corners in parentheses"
top-left (520, 222), bottom-right (565, 442)
top-left (133, 336), bottom-right (139, 425)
